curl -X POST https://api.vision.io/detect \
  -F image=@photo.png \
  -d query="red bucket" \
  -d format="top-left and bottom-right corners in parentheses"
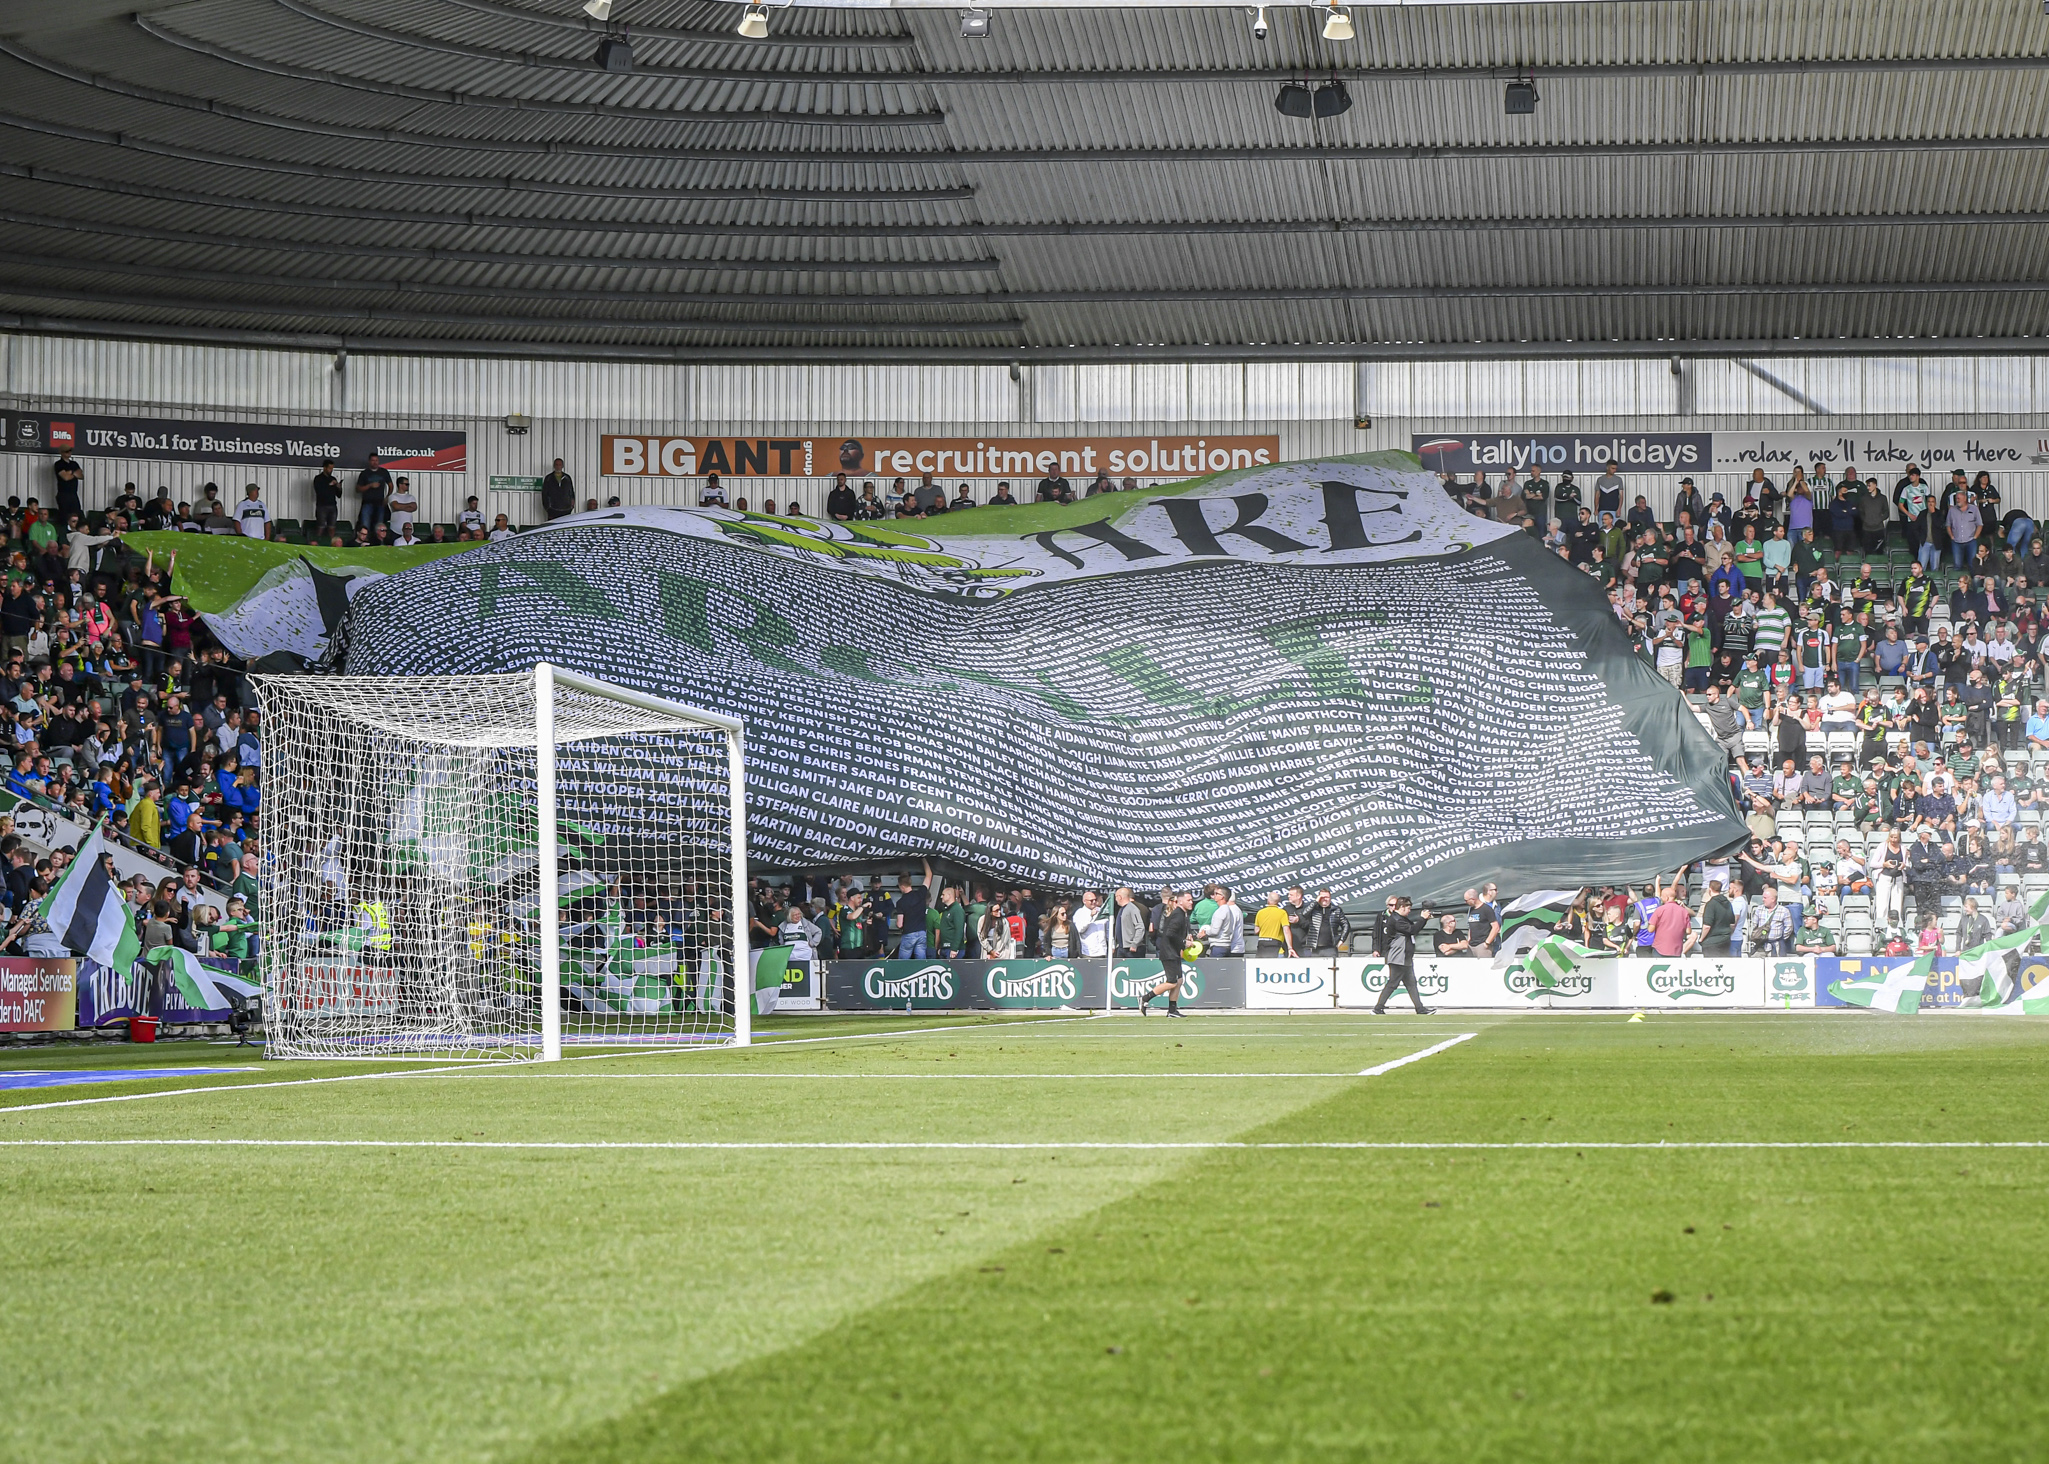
top-left (128, 1015), bottom-right (159, 1043)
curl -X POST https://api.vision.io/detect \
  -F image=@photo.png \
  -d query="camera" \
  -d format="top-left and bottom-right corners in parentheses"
top-left (1249, 5), bottom-right (1268, 39)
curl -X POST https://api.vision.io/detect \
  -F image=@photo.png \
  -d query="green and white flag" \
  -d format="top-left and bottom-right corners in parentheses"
top-left (38, 829), bottom-right (142, 972)
top-left (148, 945), bottom-right (261, 1013)
top-left (1492, 889), bottom-right (1583, 969)
top-left (1828, 955), bottom-right (1933, 1014)
top-left (753, 945), bottom-right (791, 1016)
top-left (1522, 932), bottom-right (1596, 988)
top-left (1956, 891), bottom-right (2049, 1008)
top-left (2020, 983), bottom-right (2049, 1015)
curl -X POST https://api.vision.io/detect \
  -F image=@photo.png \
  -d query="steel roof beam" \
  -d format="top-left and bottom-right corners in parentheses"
top-left (0, 203), bottom-right (994, 270)
top-left (10, 276), bottom-right (2049, 317)
top-left (252, 2), bottom-right (2049, 88)
top-left (0, 40), bottom-right (944, 154)
top-left (3, 315), bottom-right (2039, 365)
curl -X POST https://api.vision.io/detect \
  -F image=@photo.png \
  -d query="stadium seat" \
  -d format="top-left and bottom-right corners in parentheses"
top-left (1844, 930), bottom-right (1875, 955)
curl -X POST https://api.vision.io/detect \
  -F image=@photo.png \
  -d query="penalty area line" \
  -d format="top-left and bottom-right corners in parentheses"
top-left (1360, 1032), bottom-right (1477, 1076)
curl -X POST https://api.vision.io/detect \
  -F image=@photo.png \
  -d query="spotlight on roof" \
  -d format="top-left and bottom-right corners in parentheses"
top-left (1275, 81), bottom-right (1350, 119)
top-left (1504, 78), bottom-right (1540, 114)
top-left (582, 0), bottom-right (611, 18)
top-left (595, 34), bottom-right (634, 71)
top-left (1322, 4), bottom-right (1353, 41)
top-left (959, 7), bottom-right (990, 38)
top-left (736, 3), bottom-right (768, 38)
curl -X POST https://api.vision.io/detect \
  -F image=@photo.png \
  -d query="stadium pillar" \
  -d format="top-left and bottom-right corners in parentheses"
top-left (537, 662), bottom-right (562, 1063)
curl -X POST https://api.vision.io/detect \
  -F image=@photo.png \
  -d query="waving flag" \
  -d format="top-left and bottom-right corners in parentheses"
top-left (39, 829), bottom-right (141, 972)
top-left (148, 945), bottom-right (261, 1014)
top-left (1828, 955), bottom-right (1933, 1014)
top-left (1522, 932), bottom-right (1597, 988)
top-left (1492, 890), bottom-right (1583, 969)
top-left (1957, 892), bottom-right (2049, 1008)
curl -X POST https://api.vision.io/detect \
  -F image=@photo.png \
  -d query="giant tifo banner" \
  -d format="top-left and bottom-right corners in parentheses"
top-left (3, 410), bottom-right (465, 472)
top-left (600, 433), bottom-right (1279, 481)
top-left (1413, 431), bottom-right (2049, 477)
top-left (324, 451), bottom-right (1747, 904)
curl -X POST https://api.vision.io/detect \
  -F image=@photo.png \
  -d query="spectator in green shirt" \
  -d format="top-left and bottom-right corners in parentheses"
top-left (935, 885), bottom-right (968, 957)
top-left (211, 896), bottom-right (257, 964)
top-left (1793, 913), bottom-right (1837, 955)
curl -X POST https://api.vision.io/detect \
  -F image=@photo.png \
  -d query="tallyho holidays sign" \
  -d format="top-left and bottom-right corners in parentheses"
top-left (1413, 430), bottom-right (2049, 478)
top-left (599, 433), bottom-right (1281, 482)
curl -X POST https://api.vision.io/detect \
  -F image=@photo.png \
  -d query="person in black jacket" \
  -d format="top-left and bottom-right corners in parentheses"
top-left (1138, 889), bottom-right (1192, 1018)
top-left (541, 459), bottom-right (577, 520)
top-left (1373, 895), bottom-right (1436, 1015)
top-left (1300, 889), bottom-right (1350, 956)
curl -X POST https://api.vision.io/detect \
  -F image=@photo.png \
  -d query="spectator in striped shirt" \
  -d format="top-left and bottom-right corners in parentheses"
top-left (1753, 592), bottom-right (1792, 669)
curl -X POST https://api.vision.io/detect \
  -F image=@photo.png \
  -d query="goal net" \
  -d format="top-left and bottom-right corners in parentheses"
top-left (253, 666), bottom-right (749, 1060)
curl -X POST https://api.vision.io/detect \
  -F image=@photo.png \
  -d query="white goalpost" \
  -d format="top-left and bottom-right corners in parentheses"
top-left (253, 665), bottom-right (750, 1060)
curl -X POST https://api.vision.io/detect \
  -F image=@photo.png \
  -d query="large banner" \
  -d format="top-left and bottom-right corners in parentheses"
top-left (1414, 430), bottom-right (2049, 479)
top-left (600, 433), bottom-right (1280, 482)
top-left (0, 958), bottom-right (77, 1031)
top-left (333, 452), bottom-right (1748, 905)
top-left (3, 410), bottom-right (465, 473)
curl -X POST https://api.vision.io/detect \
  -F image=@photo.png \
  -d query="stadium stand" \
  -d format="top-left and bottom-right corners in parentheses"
top-left (0, 451), bottom-right (2040, 1004)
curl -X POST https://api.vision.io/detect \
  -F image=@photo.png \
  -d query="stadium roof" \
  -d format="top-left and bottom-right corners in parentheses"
top-left (1, 0), bottom-right (2047, 363)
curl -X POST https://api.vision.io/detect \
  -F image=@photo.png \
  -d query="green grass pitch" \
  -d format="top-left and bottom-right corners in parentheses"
top-left (4, 1011), bottom-right (2047, 1462)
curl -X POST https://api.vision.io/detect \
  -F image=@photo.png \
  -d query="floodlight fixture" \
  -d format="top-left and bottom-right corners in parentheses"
top-left (582, 0), bottom-right (612, 19)
top-left (1323, 4), bottom-right (1353, 42)
top-left (960, 7), bottom-right (990, 38)
top-left (737, 4), bottom-right (769, 38)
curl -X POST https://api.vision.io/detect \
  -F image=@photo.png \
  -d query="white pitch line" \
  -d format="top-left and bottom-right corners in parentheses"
top-left (0, 1017), bottom-right (1105, 1113)
top-left (0, 1063), bottom-right (488, 1114)
top-left (508, 1071), bottom-right (1363, 1079)
top-left (4, 1139), bottom-right (2048, 1151)
top-left (1359, 1032), bottom-right (1477, 1076)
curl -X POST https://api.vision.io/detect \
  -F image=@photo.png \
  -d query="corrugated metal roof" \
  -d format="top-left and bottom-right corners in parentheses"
top-left (2, 0), bottom-right (2048, 358)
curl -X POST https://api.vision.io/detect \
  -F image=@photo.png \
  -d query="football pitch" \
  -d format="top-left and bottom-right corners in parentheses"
top-left (4, 1011), bottom-right (2047, 1463)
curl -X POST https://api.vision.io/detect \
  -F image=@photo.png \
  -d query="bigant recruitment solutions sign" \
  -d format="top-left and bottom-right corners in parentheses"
top-left (3, 410), bottom-right (466, 473)
top-left (599, 432), bottom-right (1281, 481)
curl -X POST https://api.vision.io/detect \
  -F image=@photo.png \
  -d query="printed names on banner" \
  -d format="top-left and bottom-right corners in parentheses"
top-left (342, 522), bottom-right (1718, 896)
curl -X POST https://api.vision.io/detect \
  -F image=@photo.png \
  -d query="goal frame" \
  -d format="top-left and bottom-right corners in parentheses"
top-left (533, 663), bottom-right (751, 1059)
top-left (253, 663), bottom-right (750, 1061)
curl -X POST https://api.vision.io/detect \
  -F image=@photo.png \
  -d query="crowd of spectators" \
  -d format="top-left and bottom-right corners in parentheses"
top-left (1444, 454), bottom-right (2049, 958)
top-left (0, 453), bottom-right (269, 973)
top-left (744, 864), bottom-right (1365, 965)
